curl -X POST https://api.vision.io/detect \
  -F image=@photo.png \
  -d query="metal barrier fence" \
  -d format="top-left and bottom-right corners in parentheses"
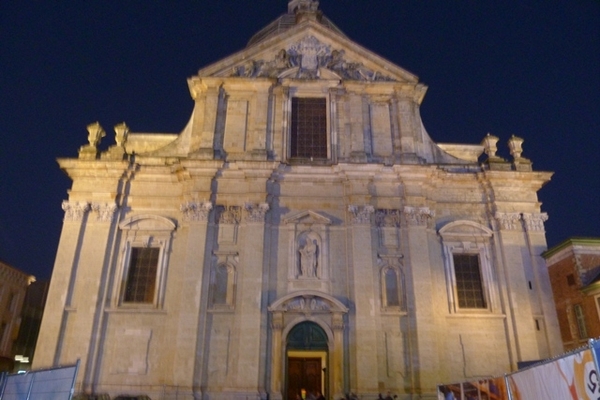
top-left (438, 339), bottom-right (600, 400)
top-left (0, 360), bottom-right (79, 400)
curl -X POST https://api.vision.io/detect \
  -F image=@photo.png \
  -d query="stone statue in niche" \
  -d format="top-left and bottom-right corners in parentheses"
top-left (298, 234), bottom-right (318, 278)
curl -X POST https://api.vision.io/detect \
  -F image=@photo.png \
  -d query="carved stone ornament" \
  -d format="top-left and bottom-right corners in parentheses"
top-left (348, 205), bottom-right (374, 225)
top-left (217, 205), bottom-right (242, 225)
top-left (375, 209), bottom-right (402, 228)
top-left (494, 212), bottom-right (522, 231)
top-left (91, 203), bottom-right (118, 223)
top-left (244, 202), bottom-right (270, 223)
top-left (230, 35), bottom-right (395, 81)
top-left (180, 201), bottom-right (213, 222)
top-left (282, 295), bottom-right (330, 313)
top-left (522, 212), bottom-right (548, 232)
top-left (62, 200), bottom-right (90, 222)
top-left (404, 206), bottom-right (435, 226)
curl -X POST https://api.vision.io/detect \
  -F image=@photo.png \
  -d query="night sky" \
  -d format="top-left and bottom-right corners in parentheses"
top-left (1, 1), bottom-right (598, 280)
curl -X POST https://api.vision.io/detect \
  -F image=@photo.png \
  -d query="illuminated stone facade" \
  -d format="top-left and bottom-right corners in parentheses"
top-left (35, 1), bottom-right (562, 398)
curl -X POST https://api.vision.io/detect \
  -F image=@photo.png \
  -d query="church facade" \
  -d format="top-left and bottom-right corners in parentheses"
top-left (34, 1), bottom-right (562, 399)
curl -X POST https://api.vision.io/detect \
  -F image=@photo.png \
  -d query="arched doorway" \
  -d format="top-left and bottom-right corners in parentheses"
top-left (286, 321), bottom-right (328, 400)
top-left (268, 291), bottom-right (348, 400)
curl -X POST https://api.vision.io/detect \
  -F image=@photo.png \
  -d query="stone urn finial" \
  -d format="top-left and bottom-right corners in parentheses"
top-left (86, 122), bottom-right (105, 148)
top-left (481, 133), bottom-right (500, 158)
top-left (508, 135), bottom-right (524, 159)
top-left (114, 122), bottom-right (129, 148)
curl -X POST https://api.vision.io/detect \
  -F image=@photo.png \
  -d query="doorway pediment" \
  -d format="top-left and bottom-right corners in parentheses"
top-left (268, 290), bottom-right (348, 314)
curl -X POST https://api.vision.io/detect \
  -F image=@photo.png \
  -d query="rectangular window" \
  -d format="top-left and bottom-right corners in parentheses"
top-left (453, 254), bottom-right (486, 309)
top-left (290, 97), bottom-right (327, 159)
top-left (123, 247), bottom-right (160, 304)
top-left (574, 303), bottom-right (588, 339)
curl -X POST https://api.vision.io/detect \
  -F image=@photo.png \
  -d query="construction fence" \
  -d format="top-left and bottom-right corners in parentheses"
top-left (0, 361), bottom-right (79, 400)
top-left (438, 338), bottom-right (600, 399)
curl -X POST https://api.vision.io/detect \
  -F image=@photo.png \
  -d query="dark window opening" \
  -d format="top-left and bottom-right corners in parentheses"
top-left (385, 269), bottom-right (400, 307)
top-left (574, 304), bottom-right (588, 339)
top-left (567, 274), bottom-right (576, 286)
top-left (124, 247), bottom-right (159, 304)
top-left (290, 97), bottom-right (327, 160)
top-left (453, 254), bottom-right (486, 309)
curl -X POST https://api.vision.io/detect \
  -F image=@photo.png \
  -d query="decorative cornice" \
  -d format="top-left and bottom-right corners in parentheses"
top-left (522, 212), bottom-right (548, 232)
top-left (244, 202), bottom-right (270, 223)
top-left (217, 205), bottom-right (242, 225)
top-left (91, 203), bottom-right (118, 223)
top-left (375, 209), bottom-right (402, 228)
top-left (494, 212), bottom-right (522, 231)
top-left (403, 206), bottom-right (435, 226)
top-left (180, 201), bottom-right (213, 222)
top-left (62, 201), bottom-right (90, 222)
top-left (348, 205), bottom-right (374, 225)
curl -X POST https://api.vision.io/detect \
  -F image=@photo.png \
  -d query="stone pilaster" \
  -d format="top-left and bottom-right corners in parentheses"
top-left (332, 312), bottom-right (345, 400)
top-left (34, 200), bottom-right (91, 369)
top-left (402, 204), bottom-right (438, 394)
top-left (493, 212), bottom-right (538, 363)
top-left (180, 201), bottom-right (214, 396)
top-left (270, 312), bottom-right (284, 400)
top-left (81, 202), bottom-right (120, 392)
top-left (522, 212), bottom-right (563, 357)
top-left (347, 205), bottom-right (378, 394)
top-left (233, 202), bottom-right (269, 390)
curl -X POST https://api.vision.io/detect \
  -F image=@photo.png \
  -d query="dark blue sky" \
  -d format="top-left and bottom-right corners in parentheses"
top-left (1, 1), bottom-right (598, 280)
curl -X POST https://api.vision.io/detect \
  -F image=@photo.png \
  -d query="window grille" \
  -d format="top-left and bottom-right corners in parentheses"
top-left (290, 97), bottom-right (327, 159)
top-left (124, 247), bottom-right (160, 303)
top-left (453, 254), bottom-right (486, 309)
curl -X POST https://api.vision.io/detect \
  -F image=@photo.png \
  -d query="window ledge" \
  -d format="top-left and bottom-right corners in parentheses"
top-left (446, 312), bottom-right (506, 319)
top-left (105, 307), bottom-right (167, 315)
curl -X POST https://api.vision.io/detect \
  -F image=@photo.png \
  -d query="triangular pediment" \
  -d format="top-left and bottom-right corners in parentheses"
top-left (283, 210), bottom-right (332, 225)
top-left (194, 20), bottom-right (418, 84)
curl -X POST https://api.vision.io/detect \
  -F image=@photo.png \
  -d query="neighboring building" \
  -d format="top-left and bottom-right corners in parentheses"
top-left (0, 260), bottom-right (35, 372)
top-left (545, 238), bottom-right (600, 351)
top-left (34, 1), bottom-right (562, 398)
top-left (11, 280), bottom-right (49, 371)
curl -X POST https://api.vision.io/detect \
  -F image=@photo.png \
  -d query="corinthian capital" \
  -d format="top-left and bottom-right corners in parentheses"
top-left (404, 206), bottom-right (435, 226)
top-left (348, 205), bottom-right (374, 225)
top-left (62, 201), bottom-right (90, 222)
top-left (522, 212), bottom-right (548, 232)
top-left (180, 201), bottom-right (213, 222)
top-left (494, 212), bottom-right (522, 231)
top-left (91, 203), bottom-right (118, 223)
top-left (244, 203), bottom-right (270, 223)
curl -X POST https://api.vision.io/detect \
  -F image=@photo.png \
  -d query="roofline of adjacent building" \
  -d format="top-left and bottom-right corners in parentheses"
top-left (542, 237), bottom-right (600, 259)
